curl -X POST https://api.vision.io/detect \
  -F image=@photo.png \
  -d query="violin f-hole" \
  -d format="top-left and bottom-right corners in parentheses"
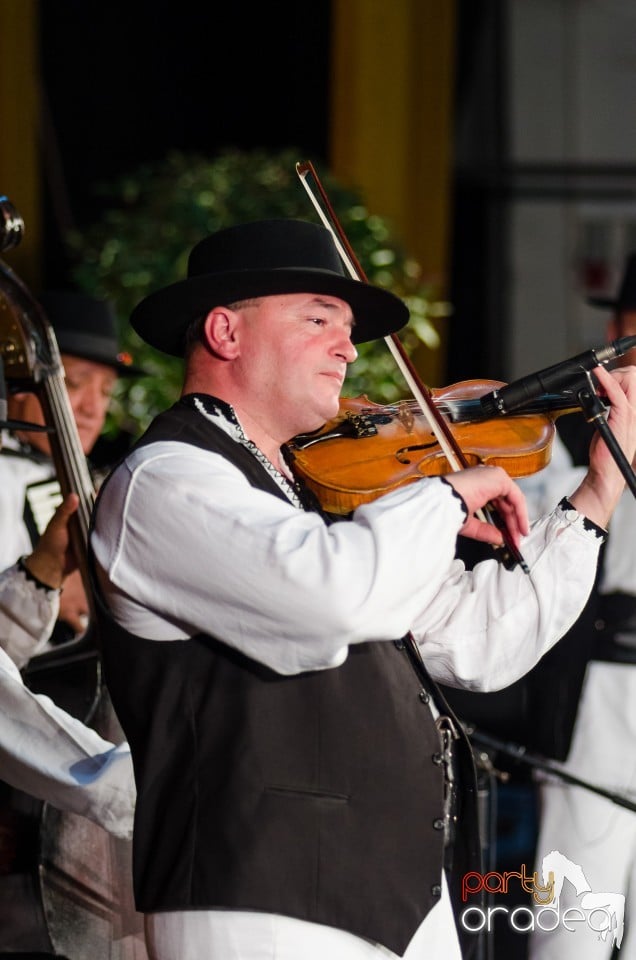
top-left (395, 442), bottom-right (441, 464)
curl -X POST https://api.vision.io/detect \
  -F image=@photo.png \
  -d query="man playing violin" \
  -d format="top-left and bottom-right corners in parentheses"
top-left (90, 218), bottom-right (636, 960)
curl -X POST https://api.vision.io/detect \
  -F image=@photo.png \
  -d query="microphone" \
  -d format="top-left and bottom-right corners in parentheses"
top-left (480, 335), bottom-right (636, 417)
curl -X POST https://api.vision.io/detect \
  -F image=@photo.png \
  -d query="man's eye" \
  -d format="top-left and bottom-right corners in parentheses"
top-left (310, 317), bottom-right (326, 325)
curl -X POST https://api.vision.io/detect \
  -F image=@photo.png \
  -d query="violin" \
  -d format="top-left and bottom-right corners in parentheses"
top-left (287, 381), bottom-right (577, 516)
top-left (296, 160), bottom-right (536, 572)
top-left (294, 161), bottom-right (624, 564)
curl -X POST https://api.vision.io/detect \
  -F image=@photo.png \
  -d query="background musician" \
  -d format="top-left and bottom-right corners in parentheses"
top-left (519, 253), bottom-right (636, 960)
top-left (0, 288), bottom-right (145, 655)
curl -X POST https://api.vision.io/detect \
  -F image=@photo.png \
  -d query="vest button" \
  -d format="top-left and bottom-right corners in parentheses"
top-left (433, 818), bottom-right (445, 831)
top-left (418, 689), bottom-right (430, 704)
top-left (431, 884), bottom-right (442, 897)
top-left (432, 752), bottom-right (443, 765)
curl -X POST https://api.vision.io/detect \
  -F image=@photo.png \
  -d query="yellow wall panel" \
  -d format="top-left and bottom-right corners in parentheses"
top-left (330, 0), bottom-right (457, 382)
top-left (0, 0), bottom-right (41, 286)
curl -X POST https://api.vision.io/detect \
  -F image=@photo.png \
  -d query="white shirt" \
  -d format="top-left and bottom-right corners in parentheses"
top-left (519, 431), bottom-right (636, 595)
top-left (0, 553), bottom-right (60, 667)
top-left (91, 403), bottom-right (607, 960)
top-left (0, 439), bottom-right (64, 669)
top-left (0, 435), bottom-right (61, 571)
top-left (0, 562), bottom-right (135, 838)
top-left (94, 439), bottom-right (603, 689)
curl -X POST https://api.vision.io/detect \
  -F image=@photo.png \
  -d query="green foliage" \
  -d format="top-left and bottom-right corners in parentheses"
top-left (68, 147), bottom-right (445, 437)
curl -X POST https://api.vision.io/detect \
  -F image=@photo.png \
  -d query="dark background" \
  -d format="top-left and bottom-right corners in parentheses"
top-left (38, 0), bottom-right (332, 281)
top-left (36, 0), bottom-right (509, 385)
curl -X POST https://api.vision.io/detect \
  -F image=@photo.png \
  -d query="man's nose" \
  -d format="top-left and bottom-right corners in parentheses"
top-left (335, 331), bottom-right (358, 363)
top-left (75, 383), bottom-right (109, 417)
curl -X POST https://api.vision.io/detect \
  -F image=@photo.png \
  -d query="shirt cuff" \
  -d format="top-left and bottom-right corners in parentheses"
top-left (439, 476), bottom-right (469, 521)
top-left (557, 496), bottom-right (607, 542)
top-left (17, 556), bottom-right (61, 593)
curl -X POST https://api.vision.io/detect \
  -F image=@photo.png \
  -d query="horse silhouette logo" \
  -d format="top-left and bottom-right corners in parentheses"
top-left (540, 849), bottom-right (625, 949)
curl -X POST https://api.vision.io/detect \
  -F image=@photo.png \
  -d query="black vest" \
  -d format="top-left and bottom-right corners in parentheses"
top-left (90, 397), bottom-right (480, 957)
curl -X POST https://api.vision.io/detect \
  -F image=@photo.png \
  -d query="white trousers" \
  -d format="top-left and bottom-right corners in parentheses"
top-left (144, 872), bottom-right (463, 960)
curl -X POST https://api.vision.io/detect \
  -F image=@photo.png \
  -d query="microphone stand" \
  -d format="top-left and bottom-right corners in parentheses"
top-left (571, 370), bottom-right (636, 499)
top-left (466, 723), bottom-right (636, 812)
top-left (461, 721), bottom-right (636, 960)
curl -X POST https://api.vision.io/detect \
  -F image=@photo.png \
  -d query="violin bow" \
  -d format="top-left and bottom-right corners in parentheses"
top-left (296, 160), bottom-right (529, 574)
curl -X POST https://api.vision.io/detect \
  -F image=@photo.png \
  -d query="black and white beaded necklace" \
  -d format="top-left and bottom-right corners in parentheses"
top-left (190, 394), bottom-right (306, 510)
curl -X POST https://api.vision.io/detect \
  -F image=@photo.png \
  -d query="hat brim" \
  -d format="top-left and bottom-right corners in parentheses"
top-left (131, 268), bottom-right (410, 357)
top-left (71, 352), bottom-right (147, 378)
top-left (56, 336), bottom-right (147, 377)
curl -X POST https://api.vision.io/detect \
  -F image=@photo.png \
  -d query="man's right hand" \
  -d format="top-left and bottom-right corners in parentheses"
top-left (21, 493), bottom-right (79, 590)
top-left (444, 463), bottom-right (529, 549)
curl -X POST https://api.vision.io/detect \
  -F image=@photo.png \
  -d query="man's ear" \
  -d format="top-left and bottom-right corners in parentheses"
top-left (201, 307), bottom-right (240, 359)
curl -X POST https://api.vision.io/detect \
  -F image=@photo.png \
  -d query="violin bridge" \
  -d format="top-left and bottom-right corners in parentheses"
top-left (397, 405), bottom-right (414, 432)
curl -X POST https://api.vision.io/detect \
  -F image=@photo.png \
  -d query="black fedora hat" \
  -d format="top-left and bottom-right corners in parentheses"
top-left (38, 290), bottom-right (146, 377)
top-left (130, 219), bottom-right (410, 357)
top-left (587, 253), bottom-right (636, 310)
